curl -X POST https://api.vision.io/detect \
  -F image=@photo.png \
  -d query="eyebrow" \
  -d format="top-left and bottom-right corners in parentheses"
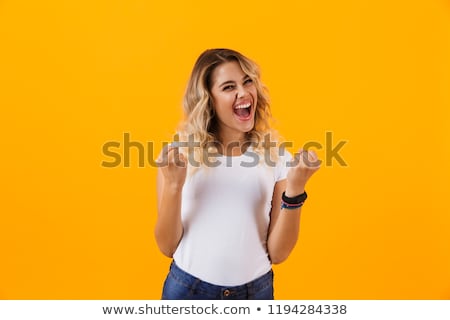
top-left (218, 75), bottom-right (251, 88)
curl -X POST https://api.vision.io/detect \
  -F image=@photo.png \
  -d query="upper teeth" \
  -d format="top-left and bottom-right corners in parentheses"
top-left (235, 103), bottom-right (251, 109)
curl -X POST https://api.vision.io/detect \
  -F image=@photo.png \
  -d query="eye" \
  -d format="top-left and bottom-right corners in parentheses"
top-left (244, 78), bottom-right (253, 85)
top-left (223, 85), bottom-right (235, 91)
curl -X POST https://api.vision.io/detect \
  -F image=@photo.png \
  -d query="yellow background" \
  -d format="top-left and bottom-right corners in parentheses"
top-left (1, 0), bottom-right (449, 299)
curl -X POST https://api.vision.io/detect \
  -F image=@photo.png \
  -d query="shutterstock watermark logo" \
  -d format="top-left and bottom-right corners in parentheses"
top-left (100, 132), bottom-right (349, 168)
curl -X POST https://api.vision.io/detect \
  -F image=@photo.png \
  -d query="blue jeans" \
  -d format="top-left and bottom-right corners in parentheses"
top-left (162, 261), bottom-right (274, 300)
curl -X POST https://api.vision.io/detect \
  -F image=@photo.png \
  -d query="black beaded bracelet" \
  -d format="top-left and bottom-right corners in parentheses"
top-left (282, 191), bottom-right (307, 204)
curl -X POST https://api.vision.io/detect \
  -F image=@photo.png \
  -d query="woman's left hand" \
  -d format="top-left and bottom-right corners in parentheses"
top-left (285, 149), bottom-right (321, 196)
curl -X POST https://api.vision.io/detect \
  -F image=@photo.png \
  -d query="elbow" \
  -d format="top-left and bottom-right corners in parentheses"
top-left (268, 240), bottom-right (296, 264)
top-left (154, 230), bottom-right (177, 258)
top-left (159, 247), bottom-right (175, 258)
top-left (155, 239), bottom-right (176, 258)
top-left (269, 252), bottom-right (290, 265)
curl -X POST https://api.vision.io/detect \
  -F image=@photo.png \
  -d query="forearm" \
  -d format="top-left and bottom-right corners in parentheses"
top-left (154, 184), bottom-right (184, 257)
top-left (267, 207), bottom-right (302, 264)
top-left (267, 182), bottom-right (305, 264)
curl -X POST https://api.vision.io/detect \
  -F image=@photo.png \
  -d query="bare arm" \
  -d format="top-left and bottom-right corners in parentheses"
top-left (267, 149), bottom-right (321, 264)
top-left (154, 147), bottom-right (186, 257)
top-left (267, 179), bottom-right (303, 264)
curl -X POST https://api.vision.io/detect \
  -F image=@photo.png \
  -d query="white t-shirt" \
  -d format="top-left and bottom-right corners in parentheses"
top-left (173, 148), bottom-right (291, 286)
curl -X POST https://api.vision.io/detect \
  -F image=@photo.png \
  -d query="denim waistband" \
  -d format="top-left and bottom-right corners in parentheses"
top-left (168, 260), bottom-right (273, 299)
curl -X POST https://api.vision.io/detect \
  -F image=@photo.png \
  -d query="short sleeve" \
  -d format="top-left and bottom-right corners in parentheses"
top-left (274, 149), bottom-right (293, 182)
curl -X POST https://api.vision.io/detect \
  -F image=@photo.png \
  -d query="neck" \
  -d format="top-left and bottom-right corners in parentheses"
top-left (216, 130), bottom-right (248, 156)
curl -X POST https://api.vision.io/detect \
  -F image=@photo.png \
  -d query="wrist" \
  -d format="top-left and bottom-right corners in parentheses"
top-left (285, 184), bottom-right (305, 197)
top-left (164, 182), bottom-right (184, 193)
top-left (281, 190), bottom-right (308, 210)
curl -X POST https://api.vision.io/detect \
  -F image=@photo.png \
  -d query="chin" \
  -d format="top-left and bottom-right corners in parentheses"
top-left (240, 123), bottom-right (255, 134)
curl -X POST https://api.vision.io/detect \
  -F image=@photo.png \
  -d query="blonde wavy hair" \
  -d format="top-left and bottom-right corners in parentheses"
top-left (177, 48), bottom-right (279, 169)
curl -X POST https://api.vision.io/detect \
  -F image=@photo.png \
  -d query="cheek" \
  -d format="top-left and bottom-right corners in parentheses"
top-left (251, 88), bottom-right (258, 104)
top-left (214, 94), bottom-right (234, 110)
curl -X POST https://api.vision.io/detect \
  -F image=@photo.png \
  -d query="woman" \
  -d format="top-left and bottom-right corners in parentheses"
top-left (155, 49), bottom-right (320, 299)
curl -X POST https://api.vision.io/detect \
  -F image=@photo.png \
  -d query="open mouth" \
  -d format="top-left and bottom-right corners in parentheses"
top-left (233, 102), bottom-right (252, 120)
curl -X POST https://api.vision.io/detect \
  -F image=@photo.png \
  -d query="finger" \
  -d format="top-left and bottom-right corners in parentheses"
top-left (293, 149), bottom-right (305, 162)
top-left (157, 145), bottom-right (178, 166)
top-left (300, 150), bottom-right (321, 167)
top-left (156, 147), bottom-right (168, 164)
top-left (308, 150), bottom-right (318, 161)
top-left (168, 148), bottom-right (188, 168)
top-left (307, 151), bottom-right (319, 165)
top-left (158, 144), bottom-right (173, 160)
top-left (169, 141), bottom-right (180, 148)
top-left (167, 147), bottom-right (179, 163)
top-left (175, 152), bottom-right (187, 167)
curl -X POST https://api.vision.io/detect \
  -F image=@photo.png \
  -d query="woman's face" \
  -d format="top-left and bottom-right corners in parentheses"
top-left (209, 60), bottom-right (257, 142)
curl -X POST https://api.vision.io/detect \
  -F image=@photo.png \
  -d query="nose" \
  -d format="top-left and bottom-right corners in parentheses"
top-left (236, 85), bottom-right (247, 98)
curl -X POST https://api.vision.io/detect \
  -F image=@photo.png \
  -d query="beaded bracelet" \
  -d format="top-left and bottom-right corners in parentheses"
top-left (281, 200), bottom-right (305, 210)
top-left (280, 191), bottom-right (308, 210)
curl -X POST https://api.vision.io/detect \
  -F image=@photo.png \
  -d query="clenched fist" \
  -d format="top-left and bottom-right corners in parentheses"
top-left (158, 144), bottom-right (187, 190)
top-left (286, 149), bottom-right (321, 197)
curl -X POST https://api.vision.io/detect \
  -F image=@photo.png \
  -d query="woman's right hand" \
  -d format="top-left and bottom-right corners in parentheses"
top-left (158, 145), bottom-right (187, 190)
